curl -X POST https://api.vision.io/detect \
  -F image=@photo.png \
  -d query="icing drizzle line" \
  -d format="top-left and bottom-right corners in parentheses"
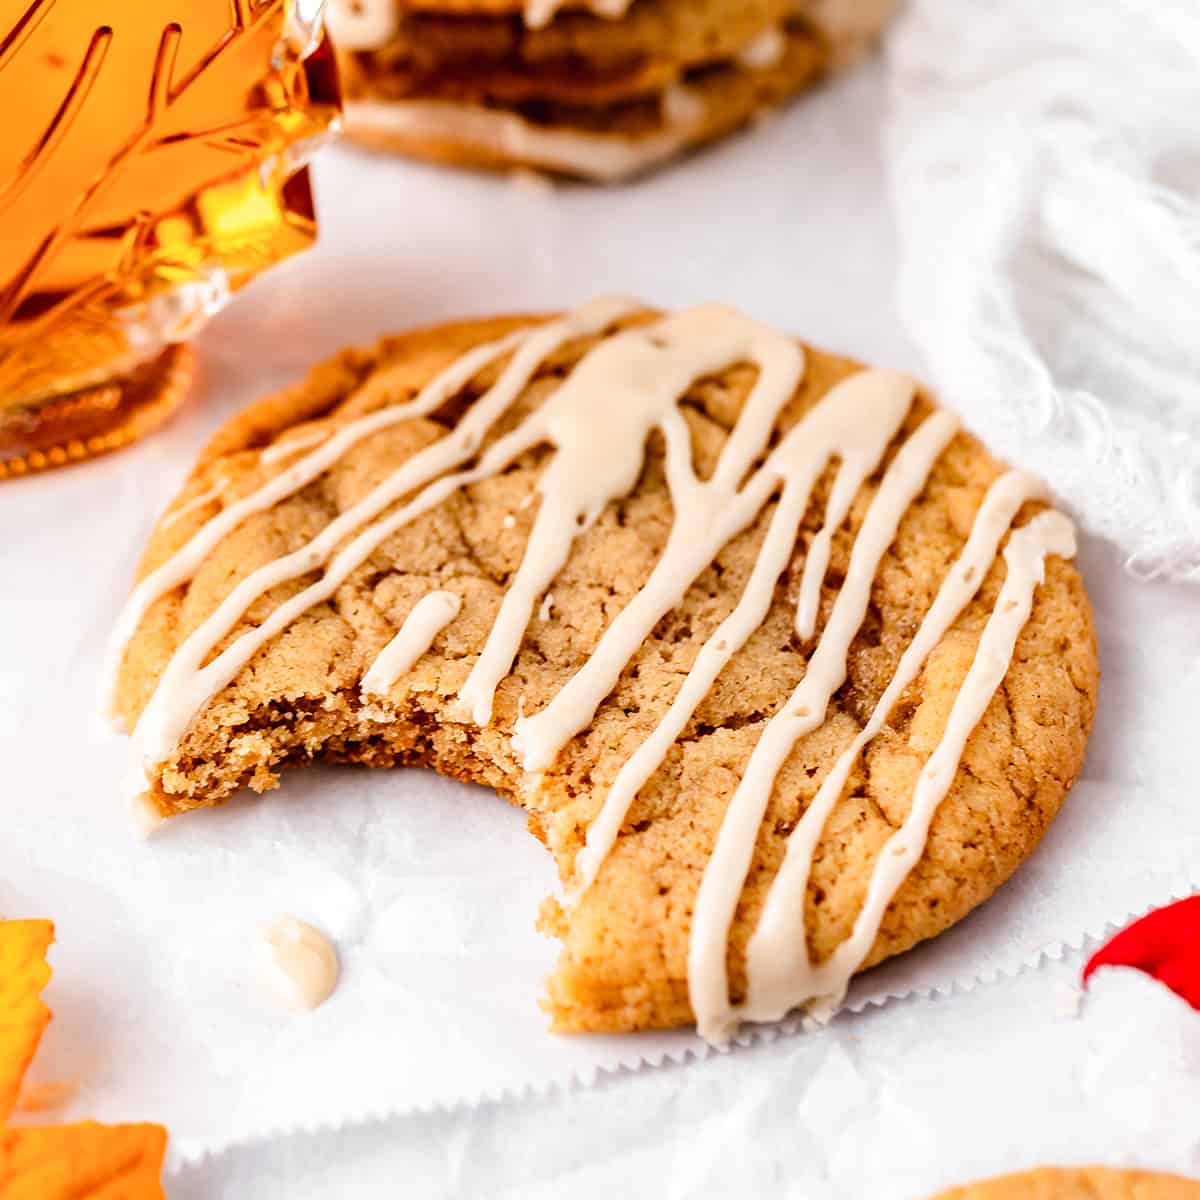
top-left (101, 296), bottom-right (636, 726)
top-left (734, 507), bottom-right (1075, 1038)
top-left (107, 300), bottom-right (1076, 1044)
top-left (361, 591), bottom-right (462, 697)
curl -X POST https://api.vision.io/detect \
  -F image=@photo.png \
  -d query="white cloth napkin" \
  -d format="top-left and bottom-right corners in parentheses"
top-left (885, 0), bottom-right (1200, 582)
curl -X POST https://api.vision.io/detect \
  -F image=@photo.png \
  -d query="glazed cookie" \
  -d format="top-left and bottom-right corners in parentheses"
top-left (933, 1168), bottom-right (1200, 1199)
top-left (327, 0), bottom-right (897, 179)
top-left (109, 300), bottom-right (1098, 1040)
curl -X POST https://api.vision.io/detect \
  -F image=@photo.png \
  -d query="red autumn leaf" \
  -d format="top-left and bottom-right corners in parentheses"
top-left (1082, 895), bottom-right (1200, 1010)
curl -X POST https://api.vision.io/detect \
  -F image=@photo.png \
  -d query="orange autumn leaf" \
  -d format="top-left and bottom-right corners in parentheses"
top-left (0, 920), bottom-right (53, 1123)
top-left (0, 920), bottom-right (167, 1199)
top-left (1, 1123), bottom-right (167, 1200)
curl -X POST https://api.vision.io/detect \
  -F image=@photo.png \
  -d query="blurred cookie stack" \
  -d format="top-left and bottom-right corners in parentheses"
top-left (327, 0), bottom-right (896, 181)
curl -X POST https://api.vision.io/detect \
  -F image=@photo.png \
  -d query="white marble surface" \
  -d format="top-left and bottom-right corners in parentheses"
top-left (6, 54), bottom-right (1200, 1198)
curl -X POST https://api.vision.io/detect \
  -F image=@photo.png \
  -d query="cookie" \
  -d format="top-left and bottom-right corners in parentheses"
top-left (108, 300), bottom-right (1098, 1040)
top-left (327, 0), bottom-right (896, 179)
top-left (933, 1168), bottom-right (1200, 1199)
top-left (341, 24), bottom-right (826, 180)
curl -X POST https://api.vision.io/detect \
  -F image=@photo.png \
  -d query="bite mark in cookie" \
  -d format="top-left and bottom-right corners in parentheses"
top-left (109, 301), bottom-right (1098, 1038)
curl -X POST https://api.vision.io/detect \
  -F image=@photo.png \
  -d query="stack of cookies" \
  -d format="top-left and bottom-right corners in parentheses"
top-left (326, 0), bottom-right (896, 181)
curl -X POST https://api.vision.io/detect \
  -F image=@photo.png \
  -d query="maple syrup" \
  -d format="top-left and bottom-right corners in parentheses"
top-left (0, 0), bottom-right (341, 474)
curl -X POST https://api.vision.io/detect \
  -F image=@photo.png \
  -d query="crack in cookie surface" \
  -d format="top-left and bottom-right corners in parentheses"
top-left (112, 302), bottom-right (1098, 1037)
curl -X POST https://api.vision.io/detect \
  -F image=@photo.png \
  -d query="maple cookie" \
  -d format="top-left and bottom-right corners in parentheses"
top-left (326, 0), bottom-right (897, 180)
top-left (933, 1168), bottom-right (1200, 1199)
top-left (109, 300), bottom-right (1098, 1040)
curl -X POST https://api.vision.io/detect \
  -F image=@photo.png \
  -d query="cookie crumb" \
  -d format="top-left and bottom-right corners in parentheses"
top-left (538, 896), bottom-right (567, 938)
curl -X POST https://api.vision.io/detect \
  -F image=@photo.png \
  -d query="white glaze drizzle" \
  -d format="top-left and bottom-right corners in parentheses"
top-left (259, 426), bottom-right (330, 464)
top-left (567, 368), bottom-right (917, 902)
top-left (105, 326), bottom-right (518, 719)
top-left (121, 298), bottom-right (637, 791)
top-left (103, 297), bottom-right (636, 725)
top-left (457, 304), bottom-right (804, 729)
top-left (111, 300), bottom-right (1077, 1045)
top-left (794, 514), bottom-right (1073, 1008)
top-left (361, 591), bottom-right (462, 697)
top-left (687, 409), bottom-right (959, 1042)
top-left (732, 479), bottom-right (1061, 1038)
top-left (261, 917), bottom-right (340, 1012)
top-left (159, 484), bottom-right (224, 531)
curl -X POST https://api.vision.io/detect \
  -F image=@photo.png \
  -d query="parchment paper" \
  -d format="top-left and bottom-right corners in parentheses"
top-left (3, 64), bottom-right (1197, 1167)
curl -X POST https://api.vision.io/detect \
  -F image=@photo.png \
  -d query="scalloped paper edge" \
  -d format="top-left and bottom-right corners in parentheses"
top-left (168, 877), bottom-right (1199, 1172)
